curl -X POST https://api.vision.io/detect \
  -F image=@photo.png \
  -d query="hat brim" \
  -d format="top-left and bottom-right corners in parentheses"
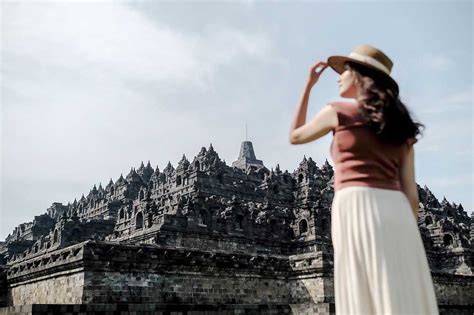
top-left (327, 55), bottom-right (399, 93)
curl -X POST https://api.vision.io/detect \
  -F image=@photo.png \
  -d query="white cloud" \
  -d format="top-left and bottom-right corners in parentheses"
top-left (407, 85), bottom-right (472, 155)
top-left (2, 2), bottom-right (282, 94)
top-left (418, 86), bottom-right (473, 115)
top-left (443, 86), bottom-right (473, 105)
top-left (422, 52), bottom-right (455, 71)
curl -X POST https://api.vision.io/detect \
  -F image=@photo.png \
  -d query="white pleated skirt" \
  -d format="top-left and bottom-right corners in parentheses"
top-left (331, 186), bottom-right (439, 315)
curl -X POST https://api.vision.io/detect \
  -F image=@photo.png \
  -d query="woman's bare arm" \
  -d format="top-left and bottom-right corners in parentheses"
top-left (289, 81), bottom-right (312, 143)
top-left (289, 61), bottom-right (336, 144)
top-left (290, 103), bottom-right (338, 144)
top-left (400, 145), bottom-right (419, 221)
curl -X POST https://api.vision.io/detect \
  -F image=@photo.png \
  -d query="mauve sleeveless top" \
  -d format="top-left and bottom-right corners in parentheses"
top-left (329, 100), bottom-right (417, 192)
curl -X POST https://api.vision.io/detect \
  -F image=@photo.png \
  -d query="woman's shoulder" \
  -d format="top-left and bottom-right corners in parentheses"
top-left (328, 99), bottom-right (357, 105)
top-left (328, 99), bottom-right (359, 111)
top-left (328, 100), bottom-right (362, 125)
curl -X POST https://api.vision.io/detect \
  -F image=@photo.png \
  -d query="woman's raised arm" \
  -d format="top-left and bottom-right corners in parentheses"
top-left (290, 105), bottom-right (338, 144)
top-left (289, 61), bottom-right (336, 144)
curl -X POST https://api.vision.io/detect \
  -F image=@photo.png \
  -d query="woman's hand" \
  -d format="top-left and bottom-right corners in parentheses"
top-left (307, 61), bottom-right (329, 87)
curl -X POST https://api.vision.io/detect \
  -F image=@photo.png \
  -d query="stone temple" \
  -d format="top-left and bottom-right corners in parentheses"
top-left (0, 141), bottom-right (473, 314)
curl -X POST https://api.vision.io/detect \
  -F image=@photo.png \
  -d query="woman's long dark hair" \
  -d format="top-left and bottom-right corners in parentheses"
top-left (345, 61), bottom-right (424, 146)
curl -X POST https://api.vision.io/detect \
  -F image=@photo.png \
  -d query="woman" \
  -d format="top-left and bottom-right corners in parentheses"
top-left (289, 44), bottom-right (439, 314)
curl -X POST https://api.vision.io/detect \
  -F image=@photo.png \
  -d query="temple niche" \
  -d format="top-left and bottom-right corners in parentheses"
top-left (0, 141), bottom-right (473, 314)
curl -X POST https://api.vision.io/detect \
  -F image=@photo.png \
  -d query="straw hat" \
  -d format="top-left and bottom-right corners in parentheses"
top-left (327, 44), bottom-right (399, 93)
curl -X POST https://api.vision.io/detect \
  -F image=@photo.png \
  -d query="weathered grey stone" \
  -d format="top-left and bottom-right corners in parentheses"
top-left (1, 141), bottom-right (473, 314)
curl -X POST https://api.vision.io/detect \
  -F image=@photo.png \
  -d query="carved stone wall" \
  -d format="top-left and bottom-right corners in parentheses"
top-left (1, 141), bottom-right (473, 314)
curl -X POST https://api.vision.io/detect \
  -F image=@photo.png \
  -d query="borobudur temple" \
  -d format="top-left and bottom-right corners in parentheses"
top-left (0, 141), bottom-right (473, 314)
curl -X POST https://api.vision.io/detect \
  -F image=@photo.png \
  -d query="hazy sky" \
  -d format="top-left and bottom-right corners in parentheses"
top-left (1, 0), bottom-right (472, 239)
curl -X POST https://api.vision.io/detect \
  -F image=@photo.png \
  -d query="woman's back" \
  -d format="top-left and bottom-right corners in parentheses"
top-left (329, 100), bottom-right (417, 192)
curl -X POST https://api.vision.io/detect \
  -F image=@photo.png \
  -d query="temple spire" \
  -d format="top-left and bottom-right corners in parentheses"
top-left (231, 140), bottom-right (264, 171)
